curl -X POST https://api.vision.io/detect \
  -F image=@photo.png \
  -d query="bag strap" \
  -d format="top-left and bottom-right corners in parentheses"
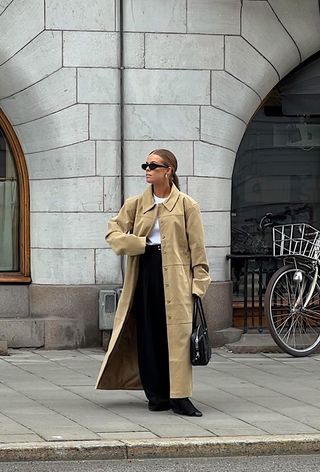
top-left (192, 296), bottom-right (208, 330)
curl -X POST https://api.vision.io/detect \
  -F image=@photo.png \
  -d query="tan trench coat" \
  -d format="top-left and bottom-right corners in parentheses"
top-left (96, 184), bottom-right (211, 398)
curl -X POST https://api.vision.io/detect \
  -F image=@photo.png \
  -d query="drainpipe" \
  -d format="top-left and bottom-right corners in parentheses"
top-left (119, 0), bottom-right (125, 282)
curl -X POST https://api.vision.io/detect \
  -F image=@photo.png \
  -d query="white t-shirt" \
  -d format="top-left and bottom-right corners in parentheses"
top-left (146, 195), bottom-right (167, 245)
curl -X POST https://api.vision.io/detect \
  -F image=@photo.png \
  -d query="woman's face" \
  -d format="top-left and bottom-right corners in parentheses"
top-left (144, 153), bottom-right (171, 186)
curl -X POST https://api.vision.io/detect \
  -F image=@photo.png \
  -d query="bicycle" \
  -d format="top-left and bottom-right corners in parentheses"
top-left (264, 223), bottom-right (320, 356)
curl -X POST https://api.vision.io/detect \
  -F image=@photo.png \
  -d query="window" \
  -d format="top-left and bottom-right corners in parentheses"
top-left (0, 109), bottom-right (30, 282)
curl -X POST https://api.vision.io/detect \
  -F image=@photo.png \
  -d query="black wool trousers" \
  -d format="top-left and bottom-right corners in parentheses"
top-left (133, 244), bottom-right (170, 404)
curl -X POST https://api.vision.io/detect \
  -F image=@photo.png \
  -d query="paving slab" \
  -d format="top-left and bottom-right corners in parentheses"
top-left (1, 347), bottom-right (320, 460)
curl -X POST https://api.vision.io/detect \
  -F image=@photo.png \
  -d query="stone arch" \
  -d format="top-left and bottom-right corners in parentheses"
top-left (0, 108), bottom-right (30, 282)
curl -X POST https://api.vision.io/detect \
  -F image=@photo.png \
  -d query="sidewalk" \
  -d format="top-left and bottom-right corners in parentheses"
top-left (1, 347), bottom-right (320, 461)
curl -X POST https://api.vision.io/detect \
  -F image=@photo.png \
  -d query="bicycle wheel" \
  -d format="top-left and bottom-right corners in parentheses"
top-left (265, 264), bottom-right (320, 356)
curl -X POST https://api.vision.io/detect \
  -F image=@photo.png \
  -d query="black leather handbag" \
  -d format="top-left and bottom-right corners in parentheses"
top-left (190, 296), bottom-right (211, 366)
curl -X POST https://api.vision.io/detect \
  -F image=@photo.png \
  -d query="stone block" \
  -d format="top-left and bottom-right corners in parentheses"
top-left (0, 341), bottom-right (8, 356)
top-left (63, 32), bottom-right (118, 68)
top-left (78, 68), bottom-right (119, 104)
top-left (30, 177), bottom-right (104, 212)
top-left (31, 213), bottom-right (107, 249)
top-left (0, 286), bottom-right (29, 317)
top-left (201, 106), bottom-right (246, 152)
top-left (124, 69), bottom-right (210, 105)
top-left (1, 68), bottom-right (76, 125)
top-left (123, 0), bottom-right (186, 32)
top-left (44, 318), bottom-right (86, 349)
top-left (31, 249), bottom-right (95, 284)
top-left (96, 141), bottom-right (121, 177)
top-left (211, 327), bottom-right (242, 347)
top-left (187, 0), bottom-right (240, 34)
top-left (124, 141), bottom-right (193, 176)
top-left (95, 249), bottom-right (122, 285)
top-left (203, 281), bottom-right (232, 339)
top-left (26, 141), bottom-right (95, 180)
top-left (242, 2), bottom-right (300, 78)
top-left (46, 0), bottom-right (115, 31)
top-left (0, 319), bottom-right (44, 348)
top-left (124, 105), bottom-right (199, 140)
top-left (211, 71), bottom-right (261, 124)
top-left (89, 105), bottom-right (120, 140)
top-left (225, 36), bottom-right (279, 99)
top-left (124, 177), bottom-right (146, 199)
top-left (15, 104), bottom-right (88, 153)
top-left (123, 33), bottom-right (144, 68)
top-left (0, 0), bottom-right (44, 64)
top-left (0, 0), bottom-right (11, 14)
top-left (104, 177), bottom-right (121, 211)
top-left (206, 247), bottom-right (231, 282)
top-left (188, 177), bottom-right (231, 211)
top-left (30, 285), bottom-right (103, 346)
top-left (194, 141), bottom-right (236, 179)
top-left (145, 34), bottom-right (224, 69)
top-left (0, 31), bottom-right (62, 100)
top-left (269, 0), bottom-right (320, 60)
top-left (202, 211), bottom-right (230, 247)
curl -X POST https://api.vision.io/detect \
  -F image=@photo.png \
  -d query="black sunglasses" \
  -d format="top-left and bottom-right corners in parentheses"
top-left (141, 162), bottom-right (169, 171)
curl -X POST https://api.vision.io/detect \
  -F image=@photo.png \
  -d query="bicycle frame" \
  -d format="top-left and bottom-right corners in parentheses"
top-left (282, 256), bottom-right (319, 310)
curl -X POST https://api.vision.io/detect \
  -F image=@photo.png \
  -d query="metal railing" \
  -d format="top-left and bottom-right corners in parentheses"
top-left (227, 254), bottom-right (282, 333)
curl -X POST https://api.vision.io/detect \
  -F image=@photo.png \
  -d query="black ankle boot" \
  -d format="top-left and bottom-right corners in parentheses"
top-left (148, 400), bottom-right (171, 411)
top-left (170, 398), bottom-right (202, 417)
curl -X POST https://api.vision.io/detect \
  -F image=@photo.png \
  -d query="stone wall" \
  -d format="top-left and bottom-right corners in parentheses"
top-left (0, 0), bottom-right (319, 346)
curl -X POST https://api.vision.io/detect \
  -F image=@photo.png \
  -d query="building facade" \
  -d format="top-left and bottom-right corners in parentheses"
top-left (0, 0), bottom-right (319, 348)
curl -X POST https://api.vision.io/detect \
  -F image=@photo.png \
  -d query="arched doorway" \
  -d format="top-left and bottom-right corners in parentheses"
top-left (231, 53), bottom-right (320, 329)
top-left (0, 109), bottom-right (30, 283)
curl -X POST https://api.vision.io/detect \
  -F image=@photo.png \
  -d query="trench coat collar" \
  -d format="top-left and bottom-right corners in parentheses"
top-left (142, 184), bottom-right (180, 213)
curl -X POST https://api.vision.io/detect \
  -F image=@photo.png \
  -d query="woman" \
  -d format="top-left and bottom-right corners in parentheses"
top-left (96, 149), bottom-right (211, 417)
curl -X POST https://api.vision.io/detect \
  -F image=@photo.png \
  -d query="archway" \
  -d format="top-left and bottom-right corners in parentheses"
top-left (0, 108), bottom-right (30, 283)
top-left (230, 52), bottom-right (320, 329)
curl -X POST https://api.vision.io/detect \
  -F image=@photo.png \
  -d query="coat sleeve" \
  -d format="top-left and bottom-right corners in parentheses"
top-left (106, 198), bottom-right (146, 256)
top-left (185, 203), bottom-right (211, 298)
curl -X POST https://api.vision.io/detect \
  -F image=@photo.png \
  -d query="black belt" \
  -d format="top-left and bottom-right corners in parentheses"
top-left (145, 244), bottom-right (161, 253)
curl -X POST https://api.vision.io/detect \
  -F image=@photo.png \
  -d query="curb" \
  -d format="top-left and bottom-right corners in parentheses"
top-left (1, 434), bottom-right (320, 462)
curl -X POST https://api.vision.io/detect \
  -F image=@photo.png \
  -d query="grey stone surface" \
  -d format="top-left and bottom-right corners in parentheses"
top-left (0, 0), bottom-right (44, 64)
top-left (30, 212), bottom-right (107, 249)
top-left (30, 177), bottom-right (104, 212)
top-left (201, 106), bottom-right (246, 152)
top-left (225, 36), bottom-right (279, 99)
top-left (242, 1), bottom-right (300, 78)
top-left (78, 68), bottom-right (119, 104)
top-left (194, 141), bottom-right (236, 179)
top-left (1, 68), bottom-right (77, 125)
top-left (15, 104), bottom-right (89, 154)
top-left (187, 0), bottom-right (240, 34)
top-left (124, 69), bottom-right (210, 105)
top-left (0, 340), bottom-right (8, 355)
top-left (1, 347), bottom-right (320, 459)
top-left (31, 249), bottom-right (95, 285)
top-left (204, 281), bottom-right (233, 333)
top-left (0, 286), bottom-right (29, 317)
top-left (0, 319), bottom-right (44, 348)
top-left (124, 105), bottom-right (200, 140)
top-left (123, 0), bottom-right (186, 33)
top-left (45, 0), bottom-right (115, 31)
top-left (89, 105), bottom-right (120, 140)
top-left (44, 318), bottom-right (86, 349)
top-left (0, 31), bottom-right (62, 100)
top-left (63, 32), bottom-right (118, 68)
top-left (268, 0), bottom-right (320, 61)
top-left (226, 334), bottom-right (282, 354)
top-left (29, 285), bottom-right (102, 346)
top-left (26, 141), bottom-right (96, 180)
top-left (212, 327), bottom-right (242, 347)
top-left (145, 34), bottom-right (224, 69)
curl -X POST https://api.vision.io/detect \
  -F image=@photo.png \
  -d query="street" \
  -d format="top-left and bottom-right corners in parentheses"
top-left (0, 456), bottom-right (320, 472)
